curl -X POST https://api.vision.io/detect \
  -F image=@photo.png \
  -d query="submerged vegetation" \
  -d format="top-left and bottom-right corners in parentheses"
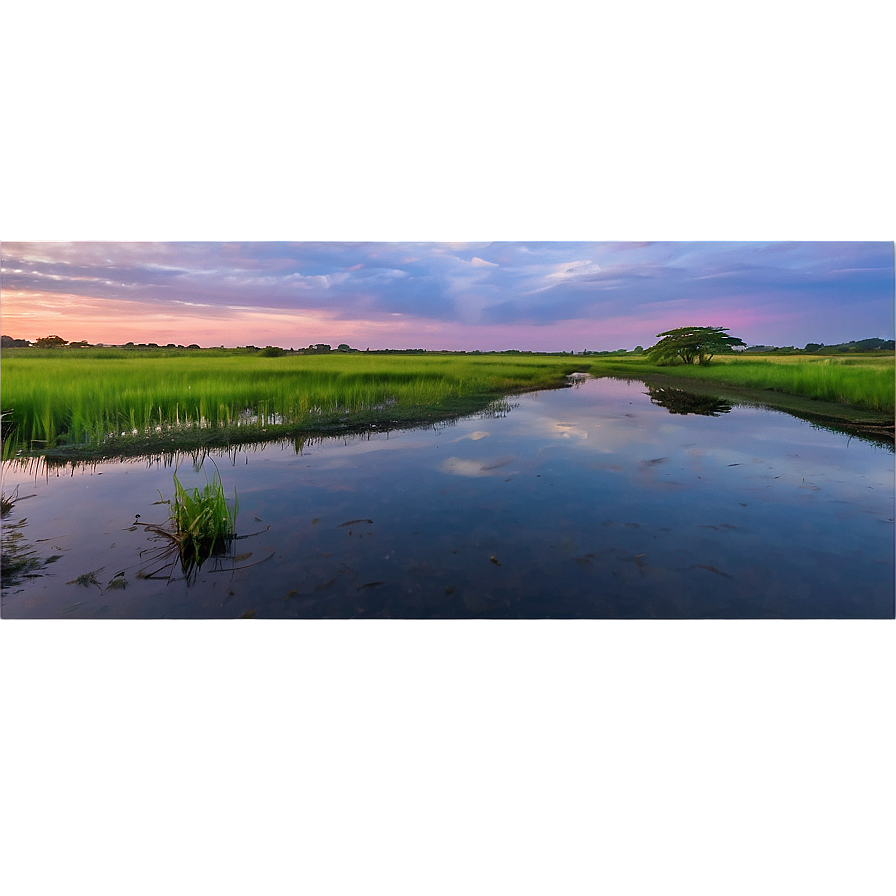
top-left (0, 347), bottom-right (892, 459)
top-left (1, 486), bottom-right (60, 589)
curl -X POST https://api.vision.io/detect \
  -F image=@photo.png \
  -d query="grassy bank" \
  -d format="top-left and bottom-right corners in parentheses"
top-left (0, 350), bottom-right (585, 459)
top-left (587, 353), bottom-right (895, 418)
top-left (2, 349), bottom-right (892, 460)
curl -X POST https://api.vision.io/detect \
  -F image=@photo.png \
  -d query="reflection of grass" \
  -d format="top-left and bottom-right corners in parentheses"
top-left (1, 486), bottom-right (17, 515)
top-left (2, 483), bottom-right (59, 588)
top-left (1, 518), bottom-right (45, 588)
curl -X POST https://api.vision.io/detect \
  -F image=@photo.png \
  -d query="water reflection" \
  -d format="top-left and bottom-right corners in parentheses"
top-left (646, 385), bottom-right (733, 416)
top-left (1, 377), bottom-right (893, 618)
top-left (1, 490), bottom-right (60, 589)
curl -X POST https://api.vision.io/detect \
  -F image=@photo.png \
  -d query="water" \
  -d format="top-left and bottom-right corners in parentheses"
top-left (2, 377), bottom-right (893, 618)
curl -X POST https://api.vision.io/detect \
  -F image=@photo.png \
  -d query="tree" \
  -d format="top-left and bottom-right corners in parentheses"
top-left (648, 326), bottom-right (746, 366)
top-left (35, 335), bottom-right (68, 348)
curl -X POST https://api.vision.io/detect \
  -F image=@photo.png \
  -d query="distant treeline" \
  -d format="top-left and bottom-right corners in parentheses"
top-left (744, 338), bottom-right (895, 354)
top-left (2, 335), bottom-right (894, 354)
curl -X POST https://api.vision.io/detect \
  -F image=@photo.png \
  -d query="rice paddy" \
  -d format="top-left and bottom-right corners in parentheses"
top-left (0, 350), bottom-right (586, 458)
top-left (1, 348), bottom-right (892, 459)
top-left (588, 352), bottom-right (895, 416)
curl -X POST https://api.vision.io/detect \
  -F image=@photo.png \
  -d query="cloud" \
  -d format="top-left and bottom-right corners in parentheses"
top-left (1, 241), bottom-right (892, 349)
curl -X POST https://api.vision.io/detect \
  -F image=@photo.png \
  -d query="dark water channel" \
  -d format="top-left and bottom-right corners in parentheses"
top-left (2, 377), bottom-right (893, 618)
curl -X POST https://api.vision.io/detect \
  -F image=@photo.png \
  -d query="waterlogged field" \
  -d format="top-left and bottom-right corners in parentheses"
top-left (2, 376), bottom-right (892, 618)
top-left (589, 353), bottom-right (895, 415)
top-left (2, 349), bottom-right (893, 460)
top-left (0, 350), bottom-right (587, 459)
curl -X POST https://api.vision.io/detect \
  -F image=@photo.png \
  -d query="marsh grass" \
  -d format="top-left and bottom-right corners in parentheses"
top-left (1, 488), bottom-right (57, 588)
top-left (1, 485), bottom-right (17, 516)
top-left (1, 351), bottom-right (584, 457)
top-left (1, 518), bottom-right (44, 587)
top-left (3, 350), bottom-right (891, 459)
top-left (158, 469), bottom-right (238, 578)
top-left (589, 353), bottom-right (895, 416)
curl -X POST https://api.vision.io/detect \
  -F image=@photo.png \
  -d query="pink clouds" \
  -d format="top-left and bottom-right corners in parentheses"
top-left (1, 241), bottom-right (892, 350)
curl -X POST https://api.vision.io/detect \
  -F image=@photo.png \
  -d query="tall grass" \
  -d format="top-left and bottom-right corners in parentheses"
top-left (589, 354), bottom-right (895, 415)
top-left (5, 349), bottom-right (890, 457)
top-left (137, 469), bottom-right (238, 582)
top-left (167, 471), bottom-right (238, 566)
top-left (0, 351), bottom-right (584, 456)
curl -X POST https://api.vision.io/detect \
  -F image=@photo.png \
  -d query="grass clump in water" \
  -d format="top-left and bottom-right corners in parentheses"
top-left (158, 470), bottom-right (238, 577)
top-left (169, 470), bottom-right (238, 561)
top-left (1, 488), bottom-right (16, 516)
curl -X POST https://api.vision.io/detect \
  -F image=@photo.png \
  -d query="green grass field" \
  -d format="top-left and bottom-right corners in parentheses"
top-left (1, 348), bottom-right (892, 459)
top-left (588, 352), bottom-right (895, 416)
top-left (0, 349), bottom-right (586, 458)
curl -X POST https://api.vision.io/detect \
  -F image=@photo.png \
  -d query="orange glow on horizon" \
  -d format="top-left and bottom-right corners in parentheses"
top-left (1, 288), bottom-right (796, 352)
top-left (0, 289), bottom-right (362, 348)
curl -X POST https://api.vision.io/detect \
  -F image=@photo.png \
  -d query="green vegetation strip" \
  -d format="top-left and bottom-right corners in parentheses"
top-left (1, 350), bottom-right (586, 459)
top-left (2, 349), bottom-right (892, 459)
top-left (587, 353), bottom-right (895, 420)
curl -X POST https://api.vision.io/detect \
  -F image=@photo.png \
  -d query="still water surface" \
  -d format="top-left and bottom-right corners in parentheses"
top-left (2, 377), bottom-right (893, 618)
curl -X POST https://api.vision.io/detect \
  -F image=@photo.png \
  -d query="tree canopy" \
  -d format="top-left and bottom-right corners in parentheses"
top-left (34, 335), bottom-right (68, 348)
top-left (648, 326), bottom-right (746, 366)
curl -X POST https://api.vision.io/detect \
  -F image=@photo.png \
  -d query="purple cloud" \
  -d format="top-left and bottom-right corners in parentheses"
top-left (1, 241), bottom-right (892, 349)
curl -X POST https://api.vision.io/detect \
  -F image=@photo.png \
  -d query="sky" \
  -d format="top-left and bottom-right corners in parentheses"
top-left (0, 0), bottom-right (896, 351)
top-left (1, 241), bottom-right (892, 351)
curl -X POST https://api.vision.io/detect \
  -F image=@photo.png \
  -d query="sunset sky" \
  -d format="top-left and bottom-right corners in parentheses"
top-left (0, 0), bottom-right (896, 351)
top-left (1, 241), bottom-right (893, 351)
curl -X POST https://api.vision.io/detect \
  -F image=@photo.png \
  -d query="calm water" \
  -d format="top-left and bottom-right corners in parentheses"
top-left (2, 377), bottom-right (893, 618)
